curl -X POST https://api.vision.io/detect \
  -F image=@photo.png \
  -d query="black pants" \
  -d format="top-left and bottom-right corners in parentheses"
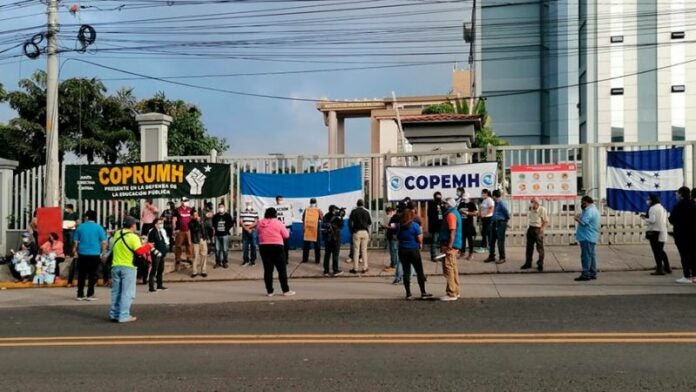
top-left (525, 227), bottom-right (545, 266)
top-left (77, 255), bottom-right (100, 298)
top-left (8, 263), bottom-right (21, 280)
top-left (674, 236), bottom-right (694, 277)
top-left (102, 257), bottom-right (111, 282)
top-left (283, 228), bottom-right (291, 264)
top-left (646, 233), bottom-right (669, 272)
top-left (463, 225), bottom-right (475, 254)
top-left (67, 258), bottom-right (77, 285)
top-left (54, 257), bottom-right (65, 277)
top-left (63, 230), bottom-right (74, 257)
top-left (149, 254), bottom-right (165, 290)
top-left (324, 240), bottom-right (340, 273)
top-left (137, 261), bottom-right (149, 285)
top-left (398, 248), bottom-right (427, 296)
top-left (480, 217), bottom-right (492, 248)
top-left (302, 241), bottom-right (321, 263)
top-left (260, 244), bottom-right (290, 294)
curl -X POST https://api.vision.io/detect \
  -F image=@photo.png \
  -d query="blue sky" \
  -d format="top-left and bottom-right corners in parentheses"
top-left (0, 0), bottom-right (467, 156)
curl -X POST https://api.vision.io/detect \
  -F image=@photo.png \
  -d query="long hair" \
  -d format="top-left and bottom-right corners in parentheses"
top-left (400, 209), bottom-right (415, 226)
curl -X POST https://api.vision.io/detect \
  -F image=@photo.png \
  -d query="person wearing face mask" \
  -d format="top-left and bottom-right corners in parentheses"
top-left (302, 198), bottom-right (323, 264)
top-left (239, 200), bottom-right (259, 267)
top-left (521, 198), bottom-right (548, 272)
top-left (212, 203), bottom-right (235, 268)
top-left (478, 189), bottom-right (495, 253)
top-left (668, 187), bottom-right (696, 283)
top-left (458, 192), bottom-right (478, 260)
top-left (641, 195), bottom-right (671, 276)
top-left (40, 232), bottom-right (65, 281)
top-left (427, 191), bottom-right (444, 262)
top-left (573, 195), bottom-right (601, 282)
top-left (147, 218), bottom-right (169, 292)
top-left (174, 197), bottom-right (194, 271)
top-left (160, 201), bottom-right (177, 252)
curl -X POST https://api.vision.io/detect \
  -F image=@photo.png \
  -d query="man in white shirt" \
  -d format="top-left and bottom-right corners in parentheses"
top-left (478, 189), bottom-right (495, 253)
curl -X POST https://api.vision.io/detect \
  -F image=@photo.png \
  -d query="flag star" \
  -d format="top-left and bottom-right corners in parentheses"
top-left (203, 165), bottom-right (212, 173)
top-left (653, 172), bottom-right (660, 178)
top-left (626, 171), bottom-right (632, 177)
top-left (654, 183), bottom-right (660, 189)
top-left (626, 182), bottom-right (633, 188)
top-left (640, 177), bottom-right (646, 183)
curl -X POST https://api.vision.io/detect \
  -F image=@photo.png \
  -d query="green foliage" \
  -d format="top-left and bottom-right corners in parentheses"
top-left (422, 102), bottom-right (455, 114)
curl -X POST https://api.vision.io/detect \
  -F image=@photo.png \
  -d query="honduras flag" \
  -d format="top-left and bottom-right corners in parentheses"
top-left (240, 166), bottom-right (363, 247)
top-left (606, 148), bottom-right (684, 213)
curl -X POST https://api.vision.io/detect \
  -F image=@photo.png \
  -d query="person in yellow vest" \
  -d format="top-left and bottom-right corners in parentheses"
top-left (109, 216), bottom-right (146, 323)
top-left (301, 198), bottom-right (323, 264)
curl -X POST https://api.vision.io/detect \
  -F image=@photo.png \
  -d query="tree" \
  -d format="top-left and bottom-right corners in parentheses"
top-left (421, 98), bottom-right (508, 149)
top-left (422, 102), bottom-right (455, 114)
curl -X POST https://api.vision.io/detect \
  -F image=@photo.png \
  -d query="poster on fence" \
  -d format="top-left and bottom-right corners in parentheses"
top-left (510, 164), bottom-right (577, 200)
top-left (65, 161), bottom-right (231, 200)
top-left (240, 165), bottom-right (362, 247)
top-left (385, 163), bottom-right (498, 201)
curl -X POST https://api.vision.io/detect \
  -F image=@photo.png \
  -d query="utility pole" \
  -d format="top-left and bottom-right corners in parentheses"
top-left (45, 0), bottom-right (60, 206)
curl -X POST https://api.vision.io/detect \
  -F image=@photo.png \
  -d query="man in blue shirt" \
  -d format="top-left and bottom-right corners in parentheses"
top-left (485, 190), bottom-right (510, 264)
top-left (574, 195), bottom-right (601, 281)
top-left (72, 210), bottom-right (107, 300)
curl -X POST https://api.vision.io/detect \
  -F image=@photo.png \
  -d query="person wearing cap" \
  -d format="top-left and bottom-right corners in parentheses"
top-left (458, 192), bottom-right (478, 260)
top-left (321, 205), bottom-right (344, 276)
top-left (301, 198), bottom-right (323, 264)
top-left (521, 197), bottom-right (548, 272)
top-left (110, 216), bottom-right (145, 323)
top-left (174, 197), bottom-right (194, 270)
top-left (72, 210), bottom-right (107, 301)
top-left (439, 198), bottom-right (462, 301)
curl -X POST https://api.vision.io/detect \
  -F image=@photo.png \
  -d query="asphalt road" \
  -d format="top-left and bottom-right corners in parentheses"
top-left (2, 295), bottom-right (696, 391)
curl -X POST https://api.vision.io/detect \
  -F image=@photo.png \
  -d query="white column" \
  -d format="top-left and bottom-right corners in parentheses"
top-left (0, 158), bottom-right (19, 256)
top-left (137, 112), bottom-right (172, 210)
top-left (337, 117), bottom-right (345, 155)
top-left (327, 110), bottom-right (338, 155)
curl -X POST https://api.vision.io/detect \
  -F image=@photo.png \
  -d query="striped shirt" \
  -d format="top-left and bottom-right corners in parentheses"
top-left (240, 209), bottom-right (258, 228)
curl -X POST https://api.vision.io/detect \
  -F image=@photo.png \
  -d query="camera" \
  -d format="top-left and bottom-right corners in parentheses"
top-left (338, 207), bottom-right (347, 218)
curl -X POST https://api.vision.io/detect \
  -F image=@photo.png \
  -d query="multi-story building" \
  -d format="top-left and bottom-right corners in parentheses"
top-left (475, 0), bottom-right (696, 145)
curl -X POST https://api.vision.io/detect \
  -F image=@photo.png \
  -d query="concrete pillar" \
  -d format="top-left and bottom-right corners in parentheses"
top-left (0, 158), bottom-right (19, 256)
top-left (337, 117), bottom-right (345, 155)
top-left (370, 117), bottom-right (381, 154)
top-left (327, 110), bottom-right (338, 155)
top-left (137, 112), bottom-right (172, 209)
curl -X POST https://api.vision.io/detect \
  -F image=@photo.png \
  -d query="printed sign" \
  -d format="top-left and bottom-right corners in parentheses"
top-left (65, 161), bottom-right (231, 200)
top-left (386, 163), bottom-right (498, 201)
top-left (510, 164), bottom-right (577, 200)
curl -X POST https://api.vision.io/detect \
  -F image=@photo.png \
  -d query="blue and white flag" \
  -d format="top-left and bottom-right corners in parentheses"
top-left (240, 166), bottom-right (363, 246)
top-left (606, 148), bottom-right (684, 213)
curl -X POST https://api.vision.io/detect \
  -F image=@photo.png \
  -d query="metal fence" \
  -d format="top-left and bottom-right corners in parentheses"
top-left (9, 141), bottom-right (696, 245)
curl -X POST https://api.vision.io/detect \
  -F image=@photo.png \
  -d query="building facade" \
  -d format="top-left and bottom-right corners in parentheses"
top-left (476, 0), bottom-right (696, 145)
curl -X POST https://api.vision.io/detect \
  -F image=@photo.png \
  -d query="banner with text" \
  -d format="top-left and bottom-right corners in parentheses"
top-left (510, 164), bottom-right (577, 200)
top-left (386, 163), bottom-right (498, 201)
top-left (65, 161), bottom-right (231, 200)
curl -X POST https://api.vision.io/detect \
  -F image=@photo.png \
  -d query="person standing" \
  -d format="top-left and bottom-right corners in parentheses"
top-left (301, 198), bottom-right (323, 264)
top-left (62, 204), bottom-right (79, 257)
top-left (272, 195), bottom-right (294, 264)
top-left (349, 199), bottom-right (372, 274)
top-left (427, 192), bottom-right (444, 262)
top-left (140, 199), bottom-right (159, 236)
top-left (478, 189), bottom-right (495, 252)
top-left (174, 197), bottom-right (193, 270)
top-left (72, 210), bottom-right (107, 301)
top-left (574, 195), bottom-right (601, 282)
top-left (147, 218), bottom-right (169, 292)
top-left (458, 192), bottom-right (477, 260)
top-left (257, 208), bottom-right (295, 296)
top-left (397, 209), bottom-right (432, 300)
top-left (641, 195), bottom-right (671, 276)
top-left (321, 205), bottom-right (344, 277)
top-left (521, 197), bottom-right (548, 272)
top-left (439, 198), bottom-right (462, 301)
top-left (110, 216), bottom-right (144, 323)
top-left (485, 190), bottom-right (510, 264)
top-left (669, 187), bottom-right (696, 283)
top-left (381, 207), bottom-right (400, 281)
top-left (239, 201), bottom-right (259, 266)
top-left (161, 202), bottom-right (177, 252)
top-left (189, 210), bottom-right (209, 278)
top-left (212, 203), bottom-right (234, 268)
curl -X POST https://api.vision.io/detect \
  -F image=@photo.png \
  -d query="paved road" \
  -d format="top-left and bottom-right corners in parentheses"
top-left (2, 294), bottom-right (696, 391)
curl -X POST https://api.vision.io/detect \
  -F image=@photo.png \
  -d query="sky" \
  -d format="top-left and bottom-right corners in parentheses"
top-left (0, 0), bottom-right (468, 157)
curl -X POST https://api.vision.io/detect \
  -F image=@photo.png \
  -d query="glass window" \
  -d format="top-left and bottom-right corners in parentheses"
top-left (672, 126), bottom-right (685, 141)
top-left (611, 127), bottom-right (624, 143)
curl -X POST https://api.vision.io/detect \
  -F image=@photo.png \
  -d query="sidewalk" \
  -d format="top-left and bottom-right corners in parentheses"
top-left (0, 244), bottom-right (681, 290)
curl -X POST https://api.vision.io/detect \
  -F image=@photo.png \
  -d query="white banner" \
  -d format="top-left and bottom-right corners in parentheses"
top-left (386, 163), bottom-right (498, 201)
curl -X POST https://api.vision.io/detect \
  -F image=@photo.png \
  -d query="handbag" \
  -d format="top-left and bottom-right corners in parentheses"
top-left (117, 231), bottom-right (149, 269)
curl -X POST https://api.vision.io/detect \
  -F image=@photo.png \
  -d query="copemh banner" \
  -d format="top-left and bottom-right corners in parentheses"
top-left (65, 161), bottom-right (231, 200)
top-left (386, 162), bottom-right (498, 201)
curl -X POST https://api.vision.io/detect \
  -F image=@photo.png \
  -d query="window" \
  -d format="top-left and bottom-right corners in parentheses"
top-left (580, 122), bottom-right (587, 144)
top-left (611, 88), bottom-right (624, 95)
top-left (672, 85), bottom-right (686, 93)
top-left (671, 31), bottom-right (685, 39)
top-left (672, 126), bottom-right (685, 141)
top-left (611, 127), bottom-right (624, 143)
top-left (611, 35), bottom-right (624, 43)
top-left (579, 72), bottom-right (587, 116)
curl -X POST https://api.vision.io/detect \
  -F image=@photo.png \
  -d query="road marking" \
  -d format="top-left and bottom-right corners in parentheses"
top-left (2, 333), bottom-right (696, 347)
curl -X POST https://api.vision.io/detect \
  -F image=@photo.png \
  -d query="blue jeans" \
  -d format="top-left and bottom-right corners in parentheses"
top-left (579, 241), bottom-right (597, 278)
top-left (388, 239), bottom-right (399, 268)
top-left (429, 232), bottom-right (440, 260)
top-left (110, 266), bottom-right (137, 322)
top-left (242, 231), bottom-right (257, 263)
top-left (215, 235), bottom-right (230, 265)
top-left (489, 221), bottom-right (507, 259)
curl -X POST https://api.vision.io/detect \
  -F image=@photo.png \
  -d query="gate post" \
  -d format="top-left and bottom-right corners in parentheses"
top-left (0, 158), bottom-right (19, 256)
top-left (137, 112), bottom-right (172, 212)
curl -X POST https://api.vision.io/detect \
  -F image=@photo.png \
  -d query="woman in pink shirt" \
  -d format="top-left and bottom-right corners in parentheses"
top-left (40, 232), bottom-right (65, 281)
top-left (257, 208), bottom-right (294, 297)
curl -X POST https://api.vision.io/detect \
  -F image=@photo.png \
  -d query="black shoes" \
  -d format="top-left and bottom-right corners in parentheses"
top-left (574, 276), bottom-right (590, 282)
top-left (520, 264), bottom-right (532, 270)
